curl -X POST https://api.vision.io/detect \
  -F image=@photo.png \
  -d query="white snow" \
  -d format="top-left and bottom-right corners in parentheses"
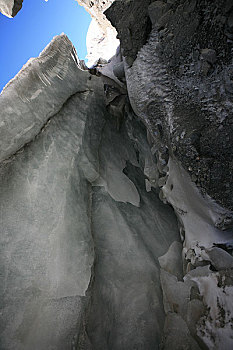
top-left (86, 19), bottom-right (119, 67)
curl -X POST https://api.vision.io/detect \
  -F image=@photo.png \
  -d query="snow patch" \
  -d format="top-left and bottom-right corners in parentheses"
top-left (86, 19), bottom-right (119, 67)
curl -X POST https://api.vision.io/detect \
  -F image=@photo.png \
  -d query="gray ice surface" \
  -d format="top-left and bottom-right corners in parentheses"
top-left (0, 36), bottom-right (108, 347)
top-left (3, 8), bottom-right (233, 347)
top-left (0, 34), bottom-right (91, 162)
top-left (85, 118), bottom-right (180, 350)
top-left (0, 33), bottom-right (181, 349)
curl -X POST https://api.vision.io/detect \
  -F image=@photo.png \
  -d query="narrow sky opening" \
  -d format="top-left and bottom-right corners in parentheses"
top-left (0, 0), bottom-right (91, 91)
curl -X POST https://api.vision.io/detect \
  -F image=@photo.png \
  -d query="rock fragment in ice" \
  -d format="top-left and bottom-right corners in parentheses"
top-left (0, 0), bottom-right (23, 17)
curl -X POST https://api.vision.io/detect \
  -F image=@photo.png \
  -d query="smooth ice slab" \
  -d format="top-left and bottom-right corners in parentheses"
top-left (0, 34), bottom-right (91, 162)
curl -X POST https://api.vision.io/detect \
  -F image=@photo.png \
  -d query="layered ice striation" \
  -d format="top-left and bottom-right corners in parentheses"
top-left (1, 0), bottom-right (233, 348)
top-left (0, 34), bottom-right (104, 350)
top-left (0, 34), bottom-right (180, 349)
top-left (0, 34), bottom-right (91, 163)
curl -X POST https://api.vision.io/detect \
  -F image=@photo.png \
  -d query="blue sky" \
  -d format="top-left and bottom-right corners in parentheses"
top-left (0, 0), bottom-right (91, 91)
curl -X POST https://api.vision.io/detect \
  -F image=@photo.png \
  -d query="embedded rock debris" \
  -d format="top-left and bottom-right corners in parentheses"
top-left (103, 0), bottom-right (233, 348)
top-left (76, 0), bottom-right (114, 30)
top-left (0, 0), bottom-right (23, 17)
top-left (0, 1), bottom-right (233, 350)
top-left (107, 0), bottom-right (233, 211)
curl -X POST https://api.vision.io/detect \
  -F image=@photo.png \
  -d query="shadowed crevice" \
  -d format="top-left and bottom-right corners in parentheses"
top-left (12, 0), bottom-right (23, 17)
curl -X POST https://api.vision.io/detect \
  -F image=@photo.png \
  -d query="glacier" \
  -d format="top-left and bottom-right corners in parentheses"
top-left (0, 0), bottom-right (233, 349)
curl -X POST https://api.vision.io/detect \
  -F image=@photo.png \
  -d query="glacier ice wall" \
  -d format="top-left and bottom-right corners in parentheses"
top-left (0, 35), bottom-right (104, 350)
top-left (0, 34), bottom-right (180, 350)
top-left (0, 0), bottom-right (233, 349)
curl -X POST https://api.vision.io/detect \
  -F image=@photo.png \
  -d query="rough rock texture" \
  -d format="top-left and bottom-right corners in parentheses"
top-left (104, 0), bottom-right (233, 348)
top-left (0, 0), bottom-right (23, 17)
top-left (76, 0), bottom-right (114, 30)
top-left (106, 0), bottom-right (233, 211)
top-left (105, 0), bottom-right (153, 65)
top-left (105, 0), bottom-right (233, 215)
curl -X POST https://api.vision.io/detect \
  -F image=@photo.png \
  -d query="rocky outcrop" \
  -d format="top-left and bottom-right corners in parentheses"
top-left (106, 0), bottom-right (233, 211)
top-left (76, 0), bottom-right (114, 30)
top-left (0, 0), bottom-right (23, 17)
top-left (105, 0), bottom-right (153, 66)
top-left (104, 0), bottom-right (233, 348)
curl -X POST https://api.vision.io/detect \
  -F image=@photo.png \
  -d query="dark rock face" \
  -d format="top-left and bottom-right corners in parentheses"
top-left (76, 0), bottom-right (114, 27)
top-left (0, 0), bottom-right (23, 17)
top-left (106, 0), bottom-right (233, 211)
top-left (104, 1), bottom-right (233, 348)
top-left (12, 0), bottom-right (23, 17)
top-left (105, 0), bottom-right (153, 65)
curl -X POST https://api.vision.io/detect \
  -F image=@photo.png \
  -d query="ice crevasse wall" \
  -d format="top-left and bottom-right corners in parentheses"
top-left (0, 1), bottom-right (233, 350)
